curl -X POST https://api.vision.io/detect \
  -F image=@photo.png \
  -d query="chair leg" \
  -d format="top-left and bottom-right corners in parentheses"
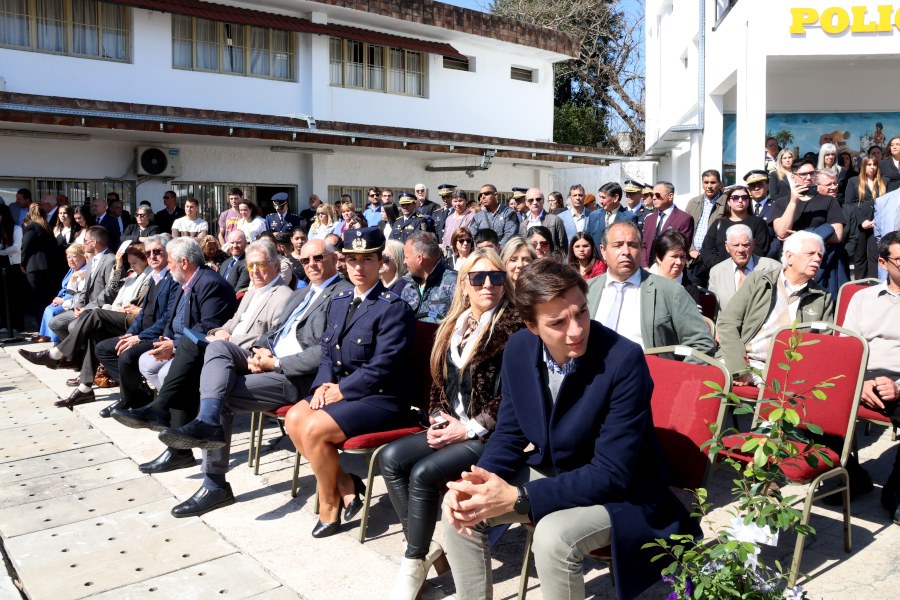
top-left (253, 413), bottom-right (265, 475)
top-left (314, 484), bottom-right (320, 514)
top-left (608, 559), bottom-right (615, 587)
top-left (358, 447), bottom-right (381, 544)
top-left (864, 422), bottom-right (872, 436)
top-left (247, 412), bottom-right (257, 469)
top-left (277, 418), bottom-right (287, 438)
top-left (788, 488), bottom-right (815, 588)
top-left (843, 473), bottom-right (853, 553)
top-left (291, 450), bottom-right (301, 498)
top-left (893, 426), bottom-right (897, 443)
top-left (518, 526), bottom-right (534, 600)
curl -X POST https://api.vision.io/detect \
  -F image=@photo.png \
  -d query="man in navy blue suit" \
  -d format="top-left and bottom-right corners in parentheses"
top-left (441, 260), bottom-right (696, 600)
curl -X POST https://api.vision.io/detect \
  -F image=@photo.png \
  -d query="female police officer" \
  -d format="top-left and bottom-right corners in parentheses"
top-left (284, 226), bottom-right (417, 538)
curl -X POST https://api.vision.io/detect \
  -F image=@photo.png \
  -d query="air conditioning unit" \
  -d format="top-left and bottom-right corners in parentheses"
top-left (135, 146), bottom-right (183, 177)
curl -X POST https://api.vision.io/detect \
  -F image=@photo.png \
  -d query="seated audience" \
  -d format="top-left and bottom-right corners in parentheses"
top-left (276, 231), bottom-right (307, 287)
top-left (400, 231), bottom-right (458, 323)
top-left (381, 239), bottom-right (409, 295)
top-left (380, 249), bottom-right (523, 598)
top-left (325, 234), bottom-right (347, 279)
top-left (20, 244), bottom-right (153, 408)
top-left (699, 185), bottom-right (771, 270)
top-left (34, 244), bottom-right (87, 343)
top-left (283, 227), bottom-right (416, 538)
top-left (567, 231), bottom-right (606, 279)
top-left (524, 225), bottom-right (554, 259)
top-left (499, 236), bottom-right (535, 286)
top-left (171, 197), bottom-right (208, 239)
top-left (519, 188), bottom-right (568, 251)
top-left (220, 230), bottom-right (250, 291)
top-left (649, 230), bottom-right (702, 305)
top-left (440, 259), bottom-right (697, 600)
top-left (445, 227), bottom-right (474, 271)
top-left (707, 224), bottom-right (781, 311)
top-left (122, 206), bottom-right (160, 245)
top-left (587, 220), bottom-right (715, 363)
top-left (199, 235), bottom-right (229, 271)
top-left (717, 231), bottom-right (833, 382)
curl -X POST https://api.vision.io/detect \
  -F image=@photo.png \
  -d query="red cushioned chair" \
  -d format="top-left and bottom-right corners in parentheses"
top-left (698, 287), bottom-right (719, 321)
top-left (834, 279), bottom-right (896, 441)
top-left (516, 346), bottom-right (731, 599)
top-left (714, 323), bottom-right (867, 588)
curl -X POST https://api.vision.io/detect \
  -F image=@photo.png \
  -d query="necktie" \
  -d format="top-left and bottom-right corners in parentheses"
top-left (655, 212), bottom-right (665, 238)
top-left (754, 202), bottom-right (761, 217)
top-left (344, 296), bottom-right (363, 330)
top-left (737, 267), bottom-right (746, 288)
top-left (172, 289), bottom-right (189, 337)
top-left (606, 211), bottom-right (613, 227)
top-left (603, 281), bottom-right (626, 331)
top-left (223, 258), bottom-right (236, 278)
top-left (272, 289), bottom-right (316, 344)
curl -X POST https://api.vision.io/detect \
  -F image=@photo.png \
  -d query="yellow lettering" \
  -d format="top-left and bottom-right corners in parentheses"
top-left (821, 7), bottom-right (851, 33)
top-left (850, 6), bottom-right (877, 32)
top-left (877, 5), bottom-right (893, 31)
top-left (790, 8), bottom-right (819, 34)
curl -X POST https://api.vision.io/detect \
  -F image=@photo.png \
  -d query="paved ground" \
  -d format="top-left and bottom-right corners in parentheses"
top-left (1, 339), bottom-right (899, 599)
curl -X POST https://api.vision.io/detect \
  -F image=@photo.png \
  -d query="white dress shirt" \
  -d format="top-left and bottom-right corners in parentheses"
top-left (595, 270), bottom-right (644, 347)
top-left (527, 211), bottom-right (544, 229)
top-left (448, 306), bottom-right (496, 438)
top-left (272, 273), bottom-right (340, 358)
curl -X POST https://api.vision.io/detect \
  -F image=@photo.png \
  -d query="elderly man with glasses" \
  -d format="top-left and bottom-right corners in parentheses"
top-left (519, 188), bottom-right (568, 251)
top-left (414, 183), bottom-right (439, 216)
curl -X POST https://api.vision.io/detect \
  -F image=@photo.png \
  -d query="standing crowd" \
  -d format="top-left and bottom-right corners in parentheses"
top-left (6, 160), bottom-right (900, 600)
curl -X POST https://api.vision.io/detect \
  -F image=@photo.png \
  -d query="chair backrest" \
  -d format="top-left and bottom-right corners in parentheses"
top-left (698, 287), bottom-right (718, 320)
top-left (408, 321), bottom-right (439, 409)
top-left (755, 324), bottom-right (867, 466)
top-left (644, 346), bottom-right (730, 490)
top-left (835, 278), bottom-right (882, 327)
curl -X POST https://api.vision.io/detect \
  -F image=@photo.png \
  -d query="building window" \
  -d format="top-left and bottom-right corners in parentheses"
top-left (511, 67), bottom-right (534, 82)
top-left (171, 15), bottom-right (294, 81)
top-left (329, 37), bottom-right (425, 98)
top-left (443, 56), bottom-right (469, 72)
top-left (35, 178), bottom-right (135, 215)
top-left (170, 183), bottom-right (296, 238)
top-left (0, 0), bottom-right (130, 62)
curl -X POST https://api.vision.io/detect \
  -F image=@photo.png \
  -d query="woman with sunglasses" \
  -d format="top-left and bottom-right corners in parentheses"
top-left (441, 190), bottom-right (475, 250)
top-left (284, 227), bottom-right (416, 539)
top-left (380, 248), bottom-right (523, 599)
top-left (446, 227), bottom-right (474, 270)
top-left (122, 207), bottom-right (161, 245)
top-left (381, 239), bottom-right (409, 295)
top-left (310, 204), bottom-right (337, 240)
top-left (567, 231), bottom-right (607, 279)
top-left (698, 185), bottom-right (770, 270)
top-left (524, 225), bottom-right (554, 259)
top-left (499, 236), bottom-right (536, 286)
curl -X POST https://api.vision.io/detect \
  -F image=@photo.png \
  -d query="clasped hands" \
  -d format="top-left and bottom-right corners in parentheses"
top-left (426, 411), bottom-right (468, 449)
top-left (861, 376), bottom-right (899, 411)
top-left (442, 465), bottom-right (518, 536)
top-left (309, 382), bottom-right (344, 409)
top-left (247, 347), bottom-right (276, 373)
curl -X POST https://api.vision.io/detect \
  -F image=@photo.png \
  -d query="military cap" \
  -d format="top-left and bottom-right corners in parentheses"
top-left (623, 179), bottom-right (642, 193)
top-left (342, 226), bottom-right (385, 254)
top-left (642, 183), bottom-right (654, 194)
top-left (743, 170), bottom-right (769, 185)
top-left (437, 184), bottom-right (457, 196)
top-left (271, 192), bottom-right (289, 206)
top-left (511, 187), bottom-right (528, 200)
top-left (398, 192), bottom-right (417, 204)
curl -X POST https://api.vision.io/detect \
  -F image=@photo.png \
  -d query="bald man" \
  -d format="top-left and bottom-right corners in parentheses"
top-left (518, 188), bottom-right (568, 251)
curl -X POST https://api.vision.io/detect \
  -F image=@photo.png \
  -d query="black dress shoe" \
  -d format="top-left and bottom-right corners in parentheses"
top-left (312, 510), bottom-right (341, 538)
top-left (99, 398), bottom-right (126, 418)
top-left (171, 484), bottom-right (235, 518)
top-left (66, 377), bottom-right (80, 387)
top-left (139, 449), bottom-right (197, 474)
top-left (343, 473), bottom-right (367, 521)
top-left (111, 406), bottom-right (171, 431)
top-left (158, 419), bottom-right (226, 450)
top-left (54, 388), bottom-right (95, 409)
top-left (881, 473), bottom-right (900, 524)
top-left (18, 349), bottom-right (60, 369)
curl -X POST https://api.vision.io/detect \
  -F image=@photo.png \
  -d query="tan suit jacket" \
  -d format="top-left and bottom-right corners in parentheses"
top-left (209, 276), bottom-right (292, 348)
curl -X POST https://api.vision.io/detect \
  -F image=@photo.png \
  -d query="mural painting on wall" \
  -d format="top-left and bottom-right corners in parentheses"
top-left (722, 112), bottom-right (899, 184)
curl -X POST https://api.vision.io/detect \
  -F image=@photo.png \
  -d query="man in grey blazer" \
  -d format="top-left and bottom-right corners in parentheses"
top-left (708, 223), bottom-right (781, 311)
top-left (154, 238), bottom-right (353, 517)
top-left (586, 220), bottom-right (715, 364)
top-left (49, 226), bottom-right (117, 342)
top-left (518, 188), bottom-right (568, 251)
top-left (586, 182), bottom-right (637, 244)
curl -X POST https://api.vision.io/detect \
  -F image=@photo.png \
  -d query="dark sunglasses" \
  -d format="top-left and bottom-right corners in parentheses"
top-left (368, 194), bottom-right (377, 198)
top-left (468, 271), bottom-right (506, 287)
top-left (145, 248), bottom-right (164, 257)
top-left (163, 195), bottom-right (175, 200)
top-left (532, 241), bottom-right (550, 249)
top-left (457, 238), bottom-right (473, 245)
top-left (730, 195), bottom-right (750, 201)
top-left (299, 253), bottom-right (326, 266)
top-left (479, 191), bottom-right (495, 198)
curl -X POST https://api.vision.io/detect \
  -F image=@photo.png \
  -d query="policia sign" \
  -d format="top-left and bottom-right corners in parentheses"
top-left (791, 5), bottom-right (900, 34)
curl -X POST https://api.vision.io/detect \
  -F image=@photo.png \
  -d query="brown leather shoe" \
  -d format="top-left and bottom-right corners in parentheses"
top-left (55, 388), bottom-right (96, 409)
top-left (18, 349), bottom-right (60, 369)
top-left (60, 360), bottom-right (79, 370)
top-left (31, 335), bottom-right (51, 343)
top-left (66, 377), bottom-right (80, 387)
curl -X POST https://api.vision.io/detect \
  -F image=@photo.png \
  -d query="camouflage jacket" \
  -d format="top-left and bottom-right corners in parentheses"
top-left (400, 260), bottom-right (458, 323)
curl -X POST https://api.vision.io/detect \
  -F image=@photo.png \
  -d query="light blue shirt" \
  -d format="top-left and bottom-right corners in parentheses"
top-left (874, 188), bottom-right (900, 279)
top-left (363, 206), bottom-right (382, 227)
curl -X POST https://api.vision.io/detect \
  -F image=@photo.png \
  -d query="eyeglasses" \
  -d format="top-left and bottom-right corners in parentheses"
top-left (457, 238), bottom-right (473, 245)
top-left (246, 262), bottom-right (269, 271)
top-left (163, 195), bottom-right (175, 200)
top-left (299, 253), bottom-right (326, 266)
top-left (145, 248), bottom-right (164, 257)
top-left (730, 195), bottom-right (750, 201)
top-left (527, 198), bottom-right (543, 204)
top-left (479, 191), bottom-right (496, 198)
top-left (884, 256), bottom-right (900, 267)
top-left (796, 171), bottom-right (815, 179)
top-left (467, 271), bottom-right (506, 287)
top-left (415, 189), bottom-right (426, 194)
top-left (368, 194), bottom-right (376, 198)
top-left (136, 212), bottom-right (149, 218)
top-left (766, 142), bottom-right (778, 147)
top-left (531, 241), bottom-right (550, 249)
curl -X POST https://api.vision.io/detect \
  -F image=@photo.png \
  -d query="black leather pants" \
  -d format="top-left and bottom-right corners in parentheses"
top-left (379, 431), bottom-right (486, 559)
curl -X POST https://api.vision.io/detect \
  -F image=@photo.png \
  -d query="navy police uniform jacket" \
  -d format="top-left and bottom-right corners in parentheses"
top-left (389, 213), bottom-right (435, 244)
top-left (311, 281), bottom-right (416, 412)
top-left (266, 211), bottom-right (302, 233)
top-left (480, 321), bottom-right (698, 600)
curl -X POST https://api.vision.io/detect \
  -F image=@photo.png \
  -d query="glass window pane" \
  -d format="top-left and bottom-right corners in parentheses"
top-left (222, 23), bottom-right (244, 73)
top-left (194, 18), bottom-right (217, 70)
top-left (271, 29), bottom-right (291, 80)
top-left (389, 47), bottom-right (404, 93)
top-left (100, 2), bottom-right (128, 60)
top-left (0, 0), bottom-right (30, 48)
top-left (249, 26), bottom-right (269, 76)
top-left (367, 44), bottom-right (384, 91)
top-left (35, 0), bottom-right (65, 53)
top-left (406, 51), bottom-right (422, 96)
top-left (346, 40), bottom-right (363, 87)
top-left (172, 15), bottom-right (192, 68)
top-left (329, 37), bottom-right (343, 85)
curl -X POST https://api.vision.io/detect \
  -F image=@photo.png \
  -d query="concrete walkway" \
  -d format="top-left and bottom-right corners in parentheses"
top-left (1, 340), bottom-right (899, 599)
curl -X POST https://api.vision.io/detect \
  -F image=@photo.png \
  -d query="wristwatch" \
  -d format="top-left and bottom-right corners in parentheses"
top-left (273, 358), bottom-right (282, 373)
top-left (467, 429), bottom-right (477, 440)
top-left (513, 485), bottom-right (531, 516)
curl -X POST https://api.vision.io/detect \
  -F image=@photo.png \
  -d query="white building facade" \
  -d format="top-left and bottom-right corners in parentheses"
top-left (644, 0), bottom-right (900, 204)
top-left (0, 0), bottom-right (610, 229)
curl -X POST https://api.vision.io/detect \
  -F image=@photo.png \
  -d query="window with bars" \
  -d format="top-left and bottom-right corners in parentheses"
top-left (442, 56), bottom-right (469, 72)
top-left (0, 0), bottom-right (129, 61)
top-left (328, 37), bottom-right (424, 98)
top-left (510, 67), bottom-right (534, 82)
top-left (36, 178), bottom-right (135, 215)
top-left (171, 15), bottom-right (294, 81)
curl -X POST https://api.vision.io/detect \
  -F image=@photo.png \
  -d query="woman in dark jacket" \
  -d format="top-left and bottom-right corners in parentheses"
top-left (768, 148), bottom-right (794, 202)
top-left (21, 204), bottom-right (58, 322)
top-left (879, 136), bottom-right (900, 193)
top-left (650, 230), bottom-right (702, 306)
top-left (379, 248), bottom-right (524, 599)
top-left (844, 156), bottom-right (886, 279)
top-left (121, 206), bottom-right (161, 245)
top-left (699, 185), bottom-right (770, 270)
top-left (0, 204), bottom-right (25, 333)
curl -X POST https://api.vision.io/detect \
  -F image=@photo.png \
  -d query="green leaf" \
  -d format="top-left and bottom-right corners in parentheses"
top-left (754, 444), bottom-right (768, 467)
top-left (772, 379), bottom-right (781, 394)
top-left (769, 408), bottom-right (784, 422)
top-left (650, 553), bottom-right (669, 563)
top-left (694, 581), bottom-right (705, 598)
top-left (812, 389), bottom-right (827, 400)
top-left (778, 363), bottom-right (791, 371)
top-left (798, 339), bottom-right (820, 346)
top-left (806, 423), bottom-right (823, 435)
top-left (704, 380), bottom-right (723, 392)
top-left (741, 437), bottom-right (762, 452)
top-left (672, 545), bottom-right (684, 558)
top-left (784, 408), bottom-right (800, 425)
top-left (793, 352), bottom-right (803, 361)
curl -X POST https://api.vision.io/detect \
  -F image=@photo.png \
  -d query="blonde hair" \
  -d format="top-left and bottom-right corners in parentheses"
top-left (65, 243), bottom-right (85, 257)
top-left (311, 204), bottom-right (336, 234)
top-left (382, 239), bottom-right (408, 284)
top-left (775, 148), bottom-right (794, 181)
top-left (858, 156), bottom-right (886, 202)
top-left (429, 249), bottom-right (514, 385)
top-left (499, 236), bottom-right (536, 266)
top-left (24, 204), bottom-right (50, 233)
